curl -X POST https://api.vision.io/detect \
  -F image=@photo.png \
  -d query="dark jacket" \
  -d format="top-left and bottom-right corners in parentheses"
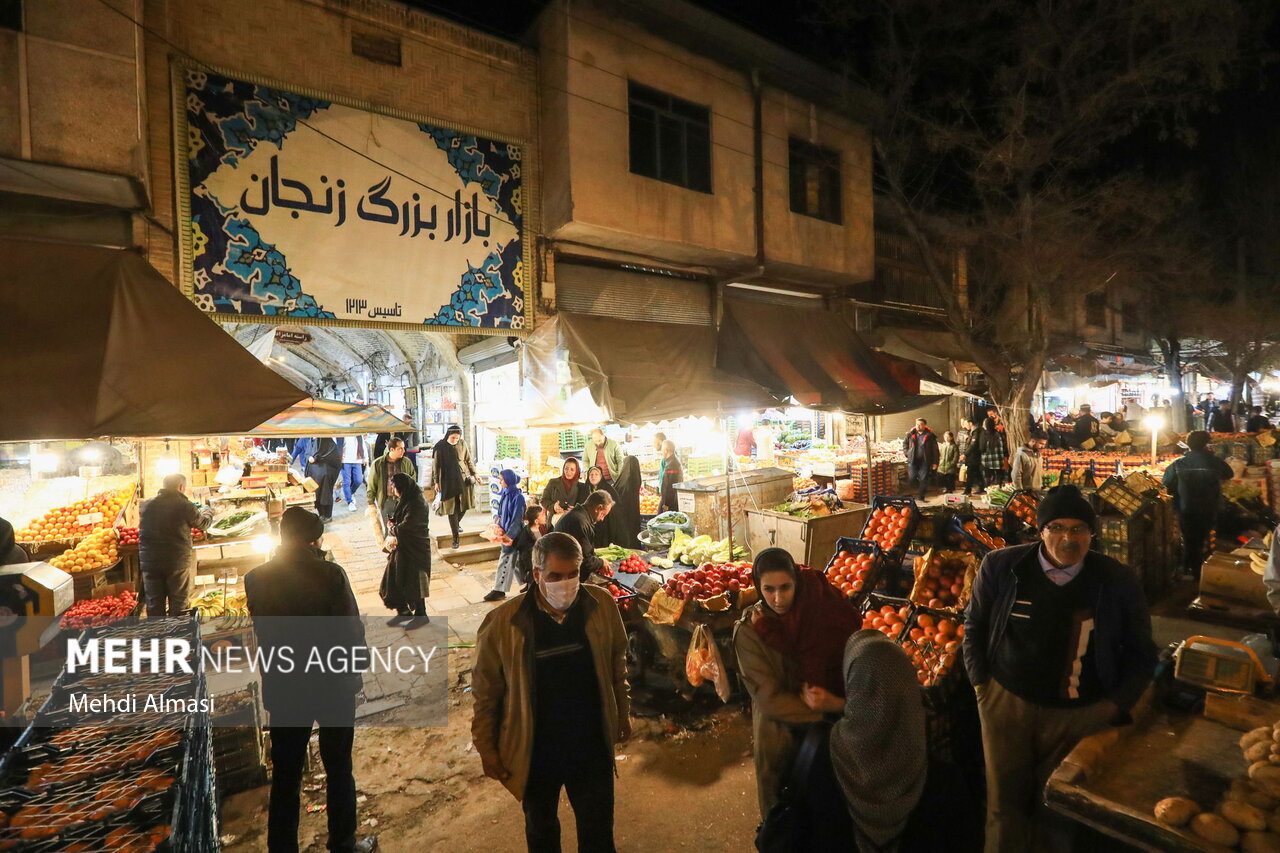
top-left (1247, 414), bottom-right (1272, 433)
top-left (244, 545), bottom-right (366, 716)
top-left (505, 524), bottom-right (538, 582)
top-left (138, 489), bottom-right (213, 570)
top-left (1162, 449), bottom-right (1234, 517)
top-left (384, 493), bottom-right (432, 609)
top-left (963, 543), bottom-right (1157, 718)
top-left (1072, 414), bottom-right (1100, 447)
top-left (553, 506), bottom-right (604, 581)
top-left (1210, 409), bottom-right (1236, 434)
top-left (903, 428), bottom-right (940, 470)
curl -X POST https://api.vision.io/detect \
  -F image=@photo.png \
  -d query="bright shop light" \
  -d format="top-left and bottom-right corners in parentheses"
top-left (32, 453), bottom-right (60, 473)
top-left (154, 457), bottom-right (181, 478)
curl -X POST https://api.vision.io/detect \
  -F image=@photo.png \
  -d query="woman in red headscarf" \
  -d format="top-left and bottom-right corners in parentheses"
top-left (539, 458), bottom-right (586, 528)
top-left (733, 547), bottom-right (862, 822)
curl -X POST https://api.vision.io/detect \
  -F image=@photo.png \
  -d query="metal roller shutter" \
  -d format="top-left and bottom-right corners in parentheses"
top-left (878, 398), bottom-right (953, 442)
top-left (555, 262), bottom-right (712, 325)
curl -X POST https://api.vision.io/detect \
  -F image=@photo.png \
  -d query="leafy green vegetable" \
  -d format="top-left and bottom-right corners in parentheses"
top-left (213, 510), bottom-right (255, 530)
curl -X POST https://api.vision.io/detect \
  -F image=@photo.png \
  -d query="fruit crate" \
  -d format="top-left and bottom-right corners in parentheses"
top-left (949, 515), bottom-right (1009, 554)
top-left (822, 537), bottom-right (889, 607)
top-left (558, 429), bottom-right (586, 454)
top-left (875, 550), bottom-right (922, 597)
top-left (495, 435), bottom-right (522, 459)
top-left (858, 497), bottom-right (920, 556)
top-left (1123, 471), bottom-right (1162, 497)
top-left (907, 549), bottom-right (979, 612)
top-left (1097, 477), bottom-right (1143, 517)
top-left (1005, 490), bottom-right (1040, 528)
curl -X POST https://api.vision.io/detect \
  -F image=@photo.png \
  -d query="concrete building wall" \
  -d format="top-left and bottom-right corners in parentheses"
top-left (540, 0), bottom-right (874, 282)
top-left (0, 0), bottom-right (143, 172)
top-left (139, 0), bottom-right (537, 283)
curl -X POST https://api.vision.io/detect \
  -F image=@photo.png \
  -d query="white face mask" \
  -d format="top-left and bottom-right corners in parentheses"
top-left (540, 576), bottom-right (580, 611)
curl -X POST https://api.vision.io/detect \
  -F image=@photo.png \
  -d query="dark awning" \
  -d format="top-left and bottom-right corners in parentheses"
top-left (716, 298), bottom-right (940, 414)
top-left (558, 312), bottom-right (781, 424)
top-left (1, 237), bottom-right (306, 441)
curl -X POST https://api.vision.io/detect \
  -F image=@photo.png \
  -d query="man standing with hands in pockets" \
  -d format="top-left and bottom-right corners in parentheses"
top-left (471, 532), bottom-right (631, 853)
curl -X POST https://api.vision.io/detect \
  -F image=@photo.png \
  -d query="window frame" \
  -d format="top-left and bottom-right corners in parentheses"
top-left (1085, 292), bottom-right (1108, 328)
top-left (788, 137), bottom-right (843, 224)
top-left (627, 81), bottom-right (713, 194)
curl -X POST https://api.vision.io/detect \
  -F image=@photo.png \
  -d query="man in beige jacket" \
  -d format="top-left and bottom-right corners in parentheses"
top-left (472, 532), bottom-right (631, 852)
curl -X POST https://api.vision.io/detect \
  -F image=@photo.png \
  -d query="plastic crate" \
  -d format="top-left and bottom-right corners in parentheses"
top-left (859, 497), bottom-right (921, 555)
top-left (950, 515), bottom-right (1009, 553)
top-left (1005, 490), bottom-right (1040, 530)
top-left (1097, 476), bottom-right (1143, 516)
top-left (823, 537), bottom-right (889, 607)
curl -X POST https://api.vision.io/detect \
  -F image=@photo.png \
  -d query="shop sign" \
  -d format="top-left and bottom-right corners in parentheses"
top-left (177, 66), bottom-right (528, 331)
top-left (273, 329), bottom-right (312, 345)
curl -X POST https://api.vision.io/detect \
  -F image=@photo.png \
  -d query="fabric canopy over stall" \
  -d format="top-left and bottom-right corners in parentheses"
top-left (557, 313), bottom-right (781, 425)
top-left (716, 298), bottom-right (938, 414)
top-left (0, 237), bottom-right (306, 441)
top-left (873, 352), bottom-right (981, 399)
top-left (238, 398), bottom-right (412, 437)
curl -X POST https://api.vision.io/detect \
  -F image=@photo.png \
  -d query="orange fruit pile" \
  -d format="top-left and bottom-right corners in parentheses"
top-left (863, 505), bottom-right (915, 551)
top-left (827, 548), bottom-right (878, 599)
top-left (16, 488), bottom-right (132, 543)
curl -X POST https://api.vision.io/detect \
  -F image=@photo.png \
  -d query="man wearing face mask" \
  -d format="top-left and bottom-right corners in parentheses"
top-left (471, 532), bottom-right (631, 853)
top-left (964, 485), bottom-right (1157, 853)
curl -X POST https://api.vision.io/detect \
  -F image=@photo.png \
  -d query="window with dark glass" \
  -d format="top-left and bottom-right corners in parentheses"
top-left (1085, 292), bottom-right (1108, 327)
top-left (1121, 301), bottom-right (1139, 333)
top-left (789, 138), bottom-right (842, 223)
top-left (0, 0), bottom-right (21, 31)
top-left (627, 81), bottom-right (712, 193)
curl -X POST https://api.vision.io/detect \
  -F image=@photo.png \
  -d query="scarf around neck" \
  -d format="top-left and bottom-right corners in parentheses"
top-left (752, 568), bottom-right (861, 696)
top-left (559, 460), bottom-right (581, 495)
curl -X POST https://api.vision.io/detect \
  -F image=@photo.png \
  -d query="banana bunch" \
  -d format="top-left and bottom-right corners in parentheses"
top-left (217, 607), bottom-right (252, 630)
top-left (1250, 551), bottom-right (1270, 577)
top-left (195, 602), bottom-right (227, 624)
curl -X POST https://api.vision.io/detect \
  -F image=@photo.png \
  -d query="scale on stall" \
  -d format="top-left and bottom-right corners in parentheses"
top-left (1173, 635), bottom-right (1280, 695)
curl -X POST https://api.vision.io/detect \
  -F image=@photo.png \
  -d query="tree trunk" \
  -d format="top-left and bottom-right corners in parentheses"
top-left (1157, 337), bottom-right (1189, 433)
top-left (987, 376), bottom-right (1038, 457)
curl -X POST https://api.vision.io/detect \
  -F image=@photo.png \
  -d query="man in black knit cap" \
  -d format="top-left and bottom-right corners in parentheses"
top-left (963, 485), bottom-right (1157, 853)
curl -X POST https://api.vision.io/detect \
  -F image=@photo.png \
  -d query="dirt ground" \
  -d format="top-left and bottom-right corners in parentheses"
top-left (219, 649), bottom-right (762, 853)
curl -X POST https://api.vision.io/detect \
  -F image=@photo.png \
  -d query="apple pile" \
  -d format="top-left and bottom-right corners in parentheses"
top-left (826, 548), bottom-right (878, 600)
top-left (617, 555), bottom-right (647, 574)
top-left (913, 552), bottom-right (973, 610)
top-left (862, 505), bottom-right (915, 552)
top-left (661, 561), bottom-right (753, 601)
top-left (116, 526), bottom-right (140, 546)
top-left (901, 612), bottom-right (963, 687)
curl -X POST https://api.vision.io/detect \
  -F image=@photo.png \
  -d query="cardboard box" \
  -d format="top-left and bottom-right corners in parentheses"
top-left (301, 478), bottom-right (319, 493)
top-left (1201, 553), bottom-right (1270, 609)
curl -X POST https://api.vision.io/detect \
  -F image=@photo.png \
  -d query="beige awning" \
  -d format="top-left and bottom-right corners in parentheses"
top-left (1, 237), bottom-right (306, 441)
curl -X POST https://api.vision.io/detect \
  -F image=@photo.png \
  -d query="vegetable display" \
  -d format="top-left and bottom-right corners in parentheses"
top-left (59, 591), bottom-right (138, 630)
top-left (668, 530), bottom-right (748, 565)
top-left (1007, 493), bottom-right (1039, 528)
top-left (1147, 716), bottom-right (1280, 849)
top-left (596, 545), bottom-right (641, 562)
top-left (212, 510), bottom-right (255, 530)
top-left (616, 555), bottom-right (648, 574)
top-left (194, 589), bottom-right (251, 630)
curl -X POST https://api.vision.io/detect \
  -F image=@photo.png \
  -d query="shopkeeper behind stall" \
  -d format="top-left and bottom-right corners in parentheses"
top-left (585, 428), bottom-right (624, 486)
top-left (657, 441), bottom-right (684, 513)
top-left (553, 491), bottom-right (613, 582)
top-left (139, 474), bottom-right (214, 620)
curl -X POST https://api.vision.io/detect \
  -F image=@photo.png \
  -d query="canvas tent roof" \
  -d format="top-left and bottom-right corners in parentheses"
top-left (0, 237), bottom-right (306, 441)
top-left (716, 298), bottom-right (939, 414)
top-left (237, 398), bottom-right (411, 437)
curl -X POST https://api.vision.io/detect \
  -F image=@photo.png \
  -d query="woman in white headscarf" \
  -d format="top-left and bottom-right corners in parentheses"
top-left (829, 630), bottom-right (927, 853)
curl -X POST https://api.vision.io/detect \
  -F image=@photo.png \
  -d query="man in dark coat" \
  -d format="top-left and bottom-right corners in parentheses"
top-left (139, 473), bottom-right (214, 620)
top-left (306, 437), bottom-right (343, 523)
top-left (244, 507), bottom-right (375, 853)
top-left (902, 418), bottom-right (940, 501)
top-left (1162, 430), bottom-right (1235, 578)
top-left (553, 491), bottom-right (613, 581)
top-left (1247, 406), bottom-right (1272, 433)
top-left (964, 486), bottom-right (1157, 852)
top-left (1071, 405), bottom-right (1100, 449)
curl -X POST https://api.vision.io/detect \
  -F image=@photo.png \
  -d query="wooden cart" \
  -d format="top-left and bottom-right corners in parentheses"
top-left (1045, 692), bottom-right (1280, 851)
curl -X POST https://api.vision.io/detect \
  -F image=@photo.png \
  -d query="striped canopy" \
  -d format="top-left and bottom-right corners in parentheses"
top-left (247, 398), bottom-right (412, 437)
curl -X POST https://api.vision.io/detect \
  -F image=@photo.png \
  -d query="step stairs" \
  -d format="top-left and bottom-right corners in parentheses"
top-left (434, 531), bottom-right (500, 564)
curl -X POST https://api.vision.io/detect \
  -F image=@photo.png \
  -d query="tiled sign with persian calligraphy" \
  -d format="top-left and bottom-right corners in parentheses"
top-left (179, 68), bottom-right (526, 330)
